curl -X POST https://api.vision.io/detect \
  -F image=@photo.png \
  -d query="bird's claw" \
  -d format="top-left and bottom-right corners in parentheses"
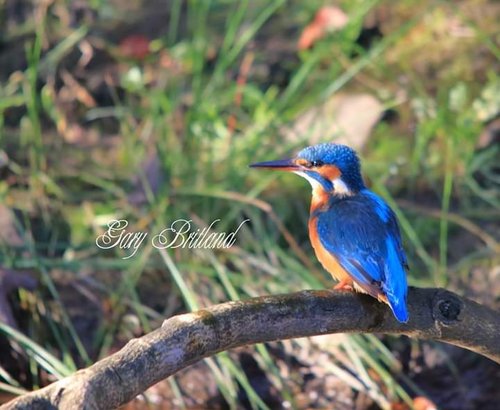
top-left (333, 280), bottom-right (353, 292)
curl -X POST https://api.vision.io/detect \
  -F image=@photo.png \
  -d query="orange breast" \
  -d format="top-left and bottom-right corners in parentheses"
top-left (308, 216), bottom-right (352, 283)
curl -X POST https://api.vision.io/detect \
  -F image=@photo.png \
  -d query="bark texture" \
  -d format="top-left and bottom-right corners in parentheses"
top-left (3, 287), bottom-right (499, 409)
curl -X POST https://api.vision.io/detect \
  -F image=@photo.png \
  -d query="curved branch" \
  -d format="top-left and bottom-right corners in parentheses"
top-left (5, 287), bottom-right (500, 410)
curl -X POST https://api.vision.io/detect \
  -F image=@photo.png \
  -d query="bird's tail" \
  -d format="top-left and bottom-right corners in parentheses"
top-left (387, 296), bottom-right (409, 323)
top-left (383, 237), bottom-right (409, 323)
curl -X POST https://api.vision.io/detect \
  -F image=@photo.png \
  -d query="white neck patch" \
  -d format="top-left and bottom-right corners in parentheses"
top-left (331, 177), bottom-right (352, 197)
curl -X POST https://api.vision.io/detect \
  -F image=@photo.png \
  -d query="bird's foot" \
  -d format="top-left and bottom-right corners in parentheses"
top-left (333, 279), bottom-right (353, 292)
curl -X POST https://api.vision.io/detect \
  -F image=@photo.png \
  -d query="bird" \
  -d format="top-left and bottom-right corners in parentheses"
top-left (250, 142), bottom-right (409, 322)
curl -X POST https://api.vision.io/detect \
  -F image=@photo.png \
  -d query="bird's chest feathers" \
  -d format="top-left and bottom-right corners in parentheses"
top-left (308, 215), bottom-right (351, 282)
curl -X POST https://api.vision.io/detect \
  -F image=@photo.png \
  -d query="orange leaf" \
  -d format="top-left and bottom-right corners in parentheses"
top-left (298, 24), bottom-right (324, 50)
top-left (298, 6), bottom-right (349, 50)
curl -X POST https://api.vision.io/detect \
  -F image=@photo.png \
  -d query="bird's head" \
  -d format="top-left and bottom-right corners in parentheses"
top-left (250, 143), bottom-right (365, 196)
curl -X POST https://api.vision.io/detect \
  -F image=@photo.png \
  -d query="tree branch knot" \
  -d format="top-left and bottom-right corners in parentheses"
top-left (432, 289), bottom-right (464, 326)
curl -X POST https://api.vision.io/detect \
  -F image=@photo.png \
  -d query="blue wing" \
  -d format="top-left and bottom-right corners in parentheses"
top-left (316, 189), bottom-right (409, 322)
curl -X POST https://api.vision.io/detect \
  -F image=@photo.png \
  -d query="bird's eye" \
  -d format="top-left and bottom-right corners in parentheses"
top-left (296, 158), bottom-right (323, 168)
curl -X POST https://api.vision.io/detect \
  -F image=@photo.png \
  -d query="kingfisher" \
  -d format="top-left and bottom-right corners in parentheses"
top-left (250, 143), bottom-right (409, 322)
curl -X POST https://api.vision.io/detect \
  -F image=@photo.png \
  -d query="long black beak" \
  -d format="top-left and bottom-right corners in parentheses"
top-left (249, 158), bottom-right (299, 171)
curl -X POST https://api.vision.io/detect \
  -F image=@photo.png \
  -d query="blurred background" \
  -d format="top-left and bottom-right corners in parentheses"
top-left (0, 0), bottom-right (499, 408)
